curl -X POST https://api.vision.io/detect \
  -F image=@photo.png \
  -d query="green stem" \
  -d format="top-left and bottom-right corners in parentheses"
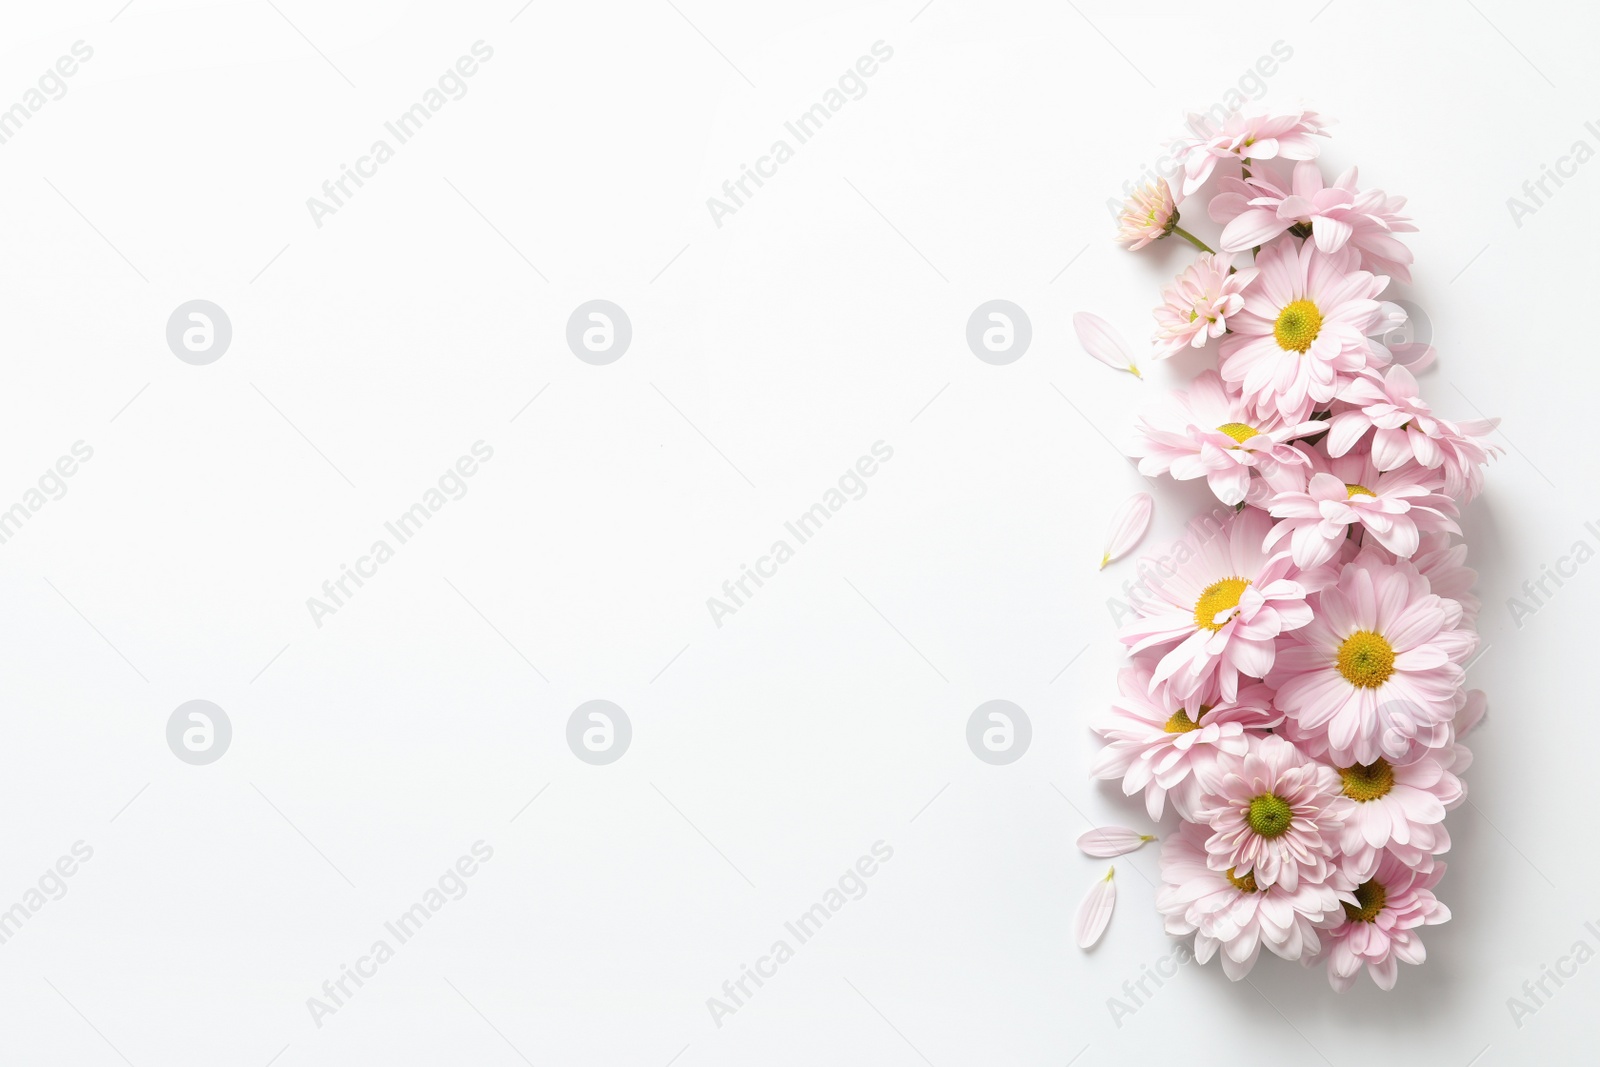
top-left (1171, 225), bottom-right (1214, 254)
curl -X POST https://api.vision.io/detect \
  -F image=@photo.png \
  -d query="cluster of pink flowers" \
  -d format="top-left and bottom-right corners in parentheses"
top-left (1096, 108), bottom-right (1499, 991)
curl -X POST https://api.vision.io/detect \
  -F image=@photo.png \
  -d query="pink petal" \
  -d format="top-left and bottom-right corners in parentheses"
top-left (1076, 826), bottom-right (1156, 858)
top-left (1075, 867), bottom-right (1117, 948)
top-left (1073, 312), bottom-right (1142, 378)
top-left (1101, 492), bottom-right (1153, 568)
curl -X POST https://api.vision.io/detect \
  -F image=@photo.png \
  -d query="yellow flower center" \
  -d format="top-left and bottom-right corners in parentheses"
top-left (1226, 866), bottom-right (1259, 893)
top-left (1273, 299), bottom-right (1323, 353)
top-left (1193, 577), bottom-right (1251, 631)
top-left (1343, 879), bottom-right (1387, 923)
top-left (1162, 706), bottom-right (1212, 733)
top-left (1339, 759), bottom-right (1395, 802)
top-left (1216, 422), bottom-right (1260, 444)
top-left (1345, 483), bottom-right (1375, 498)
top-left (1336, 630), bottom-right (1396, 689)
top-left (1247, 794), bottom-right (1294, 838)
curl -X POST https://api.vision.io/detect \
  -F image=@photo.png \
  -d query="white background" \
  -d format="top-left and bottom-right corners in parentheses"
top-left (0, 0), bottom-right (1594, 1064)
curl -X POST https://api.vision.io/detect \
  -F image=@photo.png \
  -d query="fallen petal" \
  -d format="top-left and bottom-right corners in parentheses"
top-left (1077, 826), bottom-right (1156, 858)
top-left (1076, 867), bottom-right (1117, 948)
top-left (1101, 492), bottom-right (1153, 569)
top-left (1073, 312), bottom-right (1141, 379)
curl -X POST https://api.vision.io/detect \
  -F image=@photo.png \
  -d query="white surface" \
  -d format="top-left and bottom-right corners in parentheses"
top-left (0, 1), bottom-right (1592, 1064)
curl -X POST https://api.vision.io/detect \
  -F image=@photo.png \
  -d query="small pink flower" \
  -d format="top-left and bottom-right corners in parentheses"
top-left (1270, 555), bottom-right (1477, 766)
top-left (1171, 108), bottom-right (1331, 197)
top-left (1130, 371), bottom-right (1319, 507)
top-left (1209, 161), bottom-right (1417, 282)
top-left (1327, 365), bottom-right (1501, 500)
top-left (1326, 753), bottom-right (1460, 882)
top-left (1117, 178), bottom-right (1178, 250)
top-left (1314, 852), bottom-right (1450, 992)
top-left (1263, 451), bottom-right (1460, 569)
top-left (1157, 820), bottom-right (1350, 980)
top-left (1152, 253), bottom-right (1258, 358)
top-left (1219, 240), bottom-right (1389, 423)
top-left (1091, 660), bottom-right (1281, 820)
top-left (1119, 508), bottom-right (1312, 702)
top-left (1195, 735), bottom-right (1344, 893)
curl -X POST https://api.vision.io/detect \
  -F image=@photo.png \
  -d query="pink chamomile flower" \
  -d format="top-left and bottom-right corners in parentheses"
top-left (1263, 450), bottom-right (1460, 569)
top-left (1195, 734), bottom-right (1344, 894)
top-left (1219, 240), bottom-right (1389, 423)
top-left (1157, 820), bottom-right (1350, 980)
top-left (1152, 253), bottom-right (1258, 359)
top-left (1119, 507), bottom-right (1312, 702)
top-left (1209, 161), bottom-right (1417, 283)
top-left (1170, 108), bottom-right (1330, 197)
top-left (1270, 556), bottom-right (1476, 766)
top-left (1326, 751), bottom-right (1460, 882)
top-left (1091, 660), bottom-right (1280, 821)
top-left (1327, 364), bottom-right (1502, 501)
top-left (1314, 851), bottom-right (1449, 992)
top-left (1117, 178), bottom-right (1178, 250)
top-left (1129, 371), bottom-right (1319, 506)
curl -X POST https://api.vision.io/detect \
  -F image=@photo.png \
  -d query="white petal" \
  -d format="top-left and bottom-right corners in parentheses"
top-left (1076, 826), bottom-right (1156, 858)
top-left (1073, 312), bottom-right (1142, 379)
top-left (1101, 492), bottom-right (1153, 568)
top-left (1076, 867), bottom-right (1117, 948)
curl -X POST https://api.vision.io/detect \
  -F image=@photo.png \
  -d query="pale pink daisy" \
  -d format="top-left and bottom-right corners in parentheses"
top-left (1219, 240), bottom-right (1389, 423)
top-left (1263, 450), bottom-right (1460, 569)
top-left (1091, 660), bottom-right (1280, 820)
top-left (1270, 557), bottom-right (1476, 766)
top-left (1209, 161), bottom-right (1417, 282)
top-left (1345, 187), bottom-right (1419, 282)
top-left (1157, 820), bottom-right (1350, 980)
top-left (1195, 735), bottom-right (1344, 892)
top-left (1129, 371), bottom-right (1319, 506)
top-left (1327, 753), bottom-right (1461, 882)
top-left (1116, 178), bottom-right (1177, 250)
top-left (1171, 108), bottom-right (1330, 197)
top-left (1409, 532), bottom-right (1481, 625)
top-left (1119, 507), bottom-right (1312, 701)
top-left (1315, 852), bottom-right (1449, 992)
top-left (1327, 365), bottom-right (1501, 500)
top-left (1152, 253), bottom-right (1258, 358)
